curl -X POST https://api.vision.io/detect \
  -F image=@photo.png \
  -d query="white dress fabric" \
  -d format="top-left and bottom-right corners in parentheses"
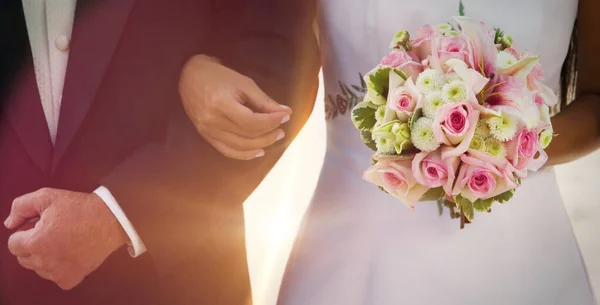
top-left (277, 0), bottom-right (596, 304)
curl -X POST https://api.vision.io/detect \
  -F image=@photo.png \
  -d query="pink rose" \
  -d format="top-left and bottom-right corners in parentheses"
top-left (517, 130), bottom-right (538, 159)
top-left (412, 150), bottom-right (460, 195)
top-left (453, 154), bottom-right (519, 202)
top-left (363, 156), bottom-right (429, 209)
top-left (467, 169), bottom-right (497, 198)
top-left (390, 87), bottom-right (415, 110)
top-left (381, 50), bottom-right (416, 67)
top-left (380, 50), bottom-right (423, 80)
top-left (433, 101), bottom-right (480, 159)
top-left (507, 128), bottom-right (547, 173)
top-left (411, 25), bottom-right (435, 60)
top-left (437, 36), bottom-right (470, 65)
top-left (388, 82), bottom-right (419, 122)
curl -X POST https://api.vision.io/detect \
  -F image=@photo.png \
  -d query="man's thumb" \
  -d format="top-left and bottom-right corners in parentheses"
top-left (5, 188), bottom-right (53, 229)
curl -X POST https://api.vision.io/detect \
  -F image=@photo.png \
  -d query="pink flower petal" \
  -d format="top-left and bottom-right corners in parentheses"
top-left (412, 152), bottom-right (430, 186)
top-left (398, 62), bottom-right (425, 81)
top-left (467, 149), bottom-right (509, 168)
top-left (452, 162), bottom-right (469, 196)
top-left (527, 147), bottom-right (548, 172)
top-left (489, 168), bottom-right (519, 199)
top-left (497, 56), bottom-right (539, 81)
top-left (454, 17), bottom-right (497, 76)
top-left (460, 154), bottom-right (504, 177)
top-left (391, 184), bottom-right (430, 209)
top-left (504, 48), bottom-right (521, 60)
top-left (433, 104), bottom-right (454, 146)
top-left (441, 109), bottom-right (480, 160)
top-left (444, 156), bottom-right (460, 195)
top-left (534, 80), bottom-right (558, 107)
top-left (445, 59), bottom-right (490, 95)
top-left (411, 25), bottom-right (435, 60)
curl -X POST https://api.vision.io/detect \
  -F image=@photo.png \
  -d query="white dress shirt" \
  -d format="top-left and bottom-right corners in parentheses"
top-left (22, 0), bottom-right (146, 257)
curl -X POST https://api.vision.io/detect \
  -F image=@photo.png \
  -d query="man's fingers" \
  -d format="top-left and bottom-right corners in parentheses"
top-left (17, 256), bottom-right (35, 270)
top-left (5, 188), bottom-right (54, 229)
top-left (242, 81), bottom-right (292, 114)
top-left (209, 128), bottom-right (285, 151)
top-left (223, 102), bottom-right (289, 136)
top-left (207, 138), bottom-right (265, 161)
top-left (17, 255), bottom-right (45, 271)
top-left (8, 229), bottom-right (35, 257)
top-left (34, 269), bottom-right (54, 282)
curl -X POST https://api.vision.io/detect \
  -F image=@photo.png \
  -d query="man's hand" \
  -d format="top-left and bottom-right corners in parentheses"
top-left (179, 54), bottom-right (293, 160)
top-left (4, 188), bottom-right (128, 290)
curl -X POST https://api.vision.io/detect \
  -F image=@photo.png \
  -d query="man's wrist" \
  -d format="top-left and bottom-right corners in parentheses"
top-left (90, 193), bottom-right (129, 251)
top-left (93, 186), bottom-right (147, 257)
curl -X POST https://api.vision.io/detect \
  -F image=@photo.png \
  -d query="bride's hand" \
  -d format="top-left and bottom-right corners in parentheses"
top-left (179, 55), bottom-right (292, 160)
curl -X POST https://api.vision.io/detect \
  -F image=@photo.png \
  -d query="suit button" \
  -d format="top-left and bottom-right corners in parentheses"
top-left (55, 35), bottom-right (70, 52)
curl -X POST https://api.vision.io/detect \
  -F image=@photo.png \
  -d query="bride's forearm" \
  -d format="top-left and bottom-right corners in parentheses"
top-left (545, 93), bottom-right (600, 166)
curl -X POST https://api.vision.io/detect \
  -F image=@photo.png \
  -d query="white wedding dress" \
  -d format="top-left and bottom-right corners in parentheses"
top-left (277, 0), bottom-right (596, 304)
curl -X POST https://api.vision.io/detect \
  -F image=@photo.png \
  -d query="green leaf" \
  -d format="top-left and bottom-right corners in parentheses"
top-left (367, 67), bottom-right (391, 97)
top-left (361, 129), bottom-right (378, 151)
top-left (492, 189), bottom-right (515, 204)
top-left (473, 198), bottom-right (493, 212)
top-left (420, 187), bottom-right (446, 202)
top-left (351, 101), bottom-right (378, 131)
top-left (493, 28), bottom-right (504, 45)
top-left (459, 0), bottom-right (465, 16)
top-left (409, 108), bottom-right (424, 131)
top-left (392, 68), bottom-right (407, 80)
top-left (456, 195), bottom-right (474, 221)
top-left (514, 175), bottom-right (521, 186)
top-left (462, 200), bottom-right (474, 221)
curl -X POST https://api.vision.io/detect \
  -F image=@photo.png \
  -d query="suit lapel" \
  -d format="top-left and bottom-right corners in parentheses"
top-left (4, 2), bottom-right (53, 174)
top-left (6, 66), bottom-right (54, 174)
top-left (52, 0), bottom-right (135, 170)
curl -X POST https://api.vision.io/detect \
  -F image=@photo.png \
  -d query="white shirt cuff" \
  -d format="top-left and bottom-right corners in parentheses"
top-left (94, 186), bottom-right (147, 257)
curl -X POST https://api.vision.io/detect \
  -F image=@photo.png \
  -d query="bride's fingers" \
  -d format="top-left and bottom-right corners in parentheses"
top-left (220, 101), bottom-right (289, 137)
top-left (241, 80), bottom-right (292, 115)
top-left (210, 128), bottom-right (285, 151)
top-left (206, 137), bottom-right (265, 160)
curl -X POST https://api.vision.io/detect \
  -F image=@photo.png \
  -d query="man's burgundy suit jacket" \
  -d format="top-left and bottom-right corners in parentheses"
top-left (0, 0), bottom-right (320, 304)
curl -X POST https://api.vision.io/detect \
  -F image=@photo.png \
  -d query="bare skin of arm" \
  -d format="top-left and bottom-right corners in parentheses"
top-left (545, 0), bottom-right (600, 166)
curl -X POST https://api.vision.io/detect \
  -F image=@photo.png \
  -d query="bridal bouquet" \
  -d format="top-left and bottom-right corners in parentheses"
top-left (351, 15), bottom-right (556, 227)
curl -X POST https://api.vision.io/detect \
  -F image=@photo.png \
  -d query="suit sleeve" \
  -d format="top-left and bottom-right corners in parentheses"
top-left (101, 0), bottom-right (320, 277)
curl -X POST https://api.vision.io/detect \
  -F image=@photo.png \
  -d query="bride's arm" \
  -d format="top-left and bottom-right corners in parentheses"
top-left (178, 0), bottom-right (320, 160)
top-left (100, 0), bottom-right (320, 280)
top-left (545, 0), bottom-right (600, 166)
